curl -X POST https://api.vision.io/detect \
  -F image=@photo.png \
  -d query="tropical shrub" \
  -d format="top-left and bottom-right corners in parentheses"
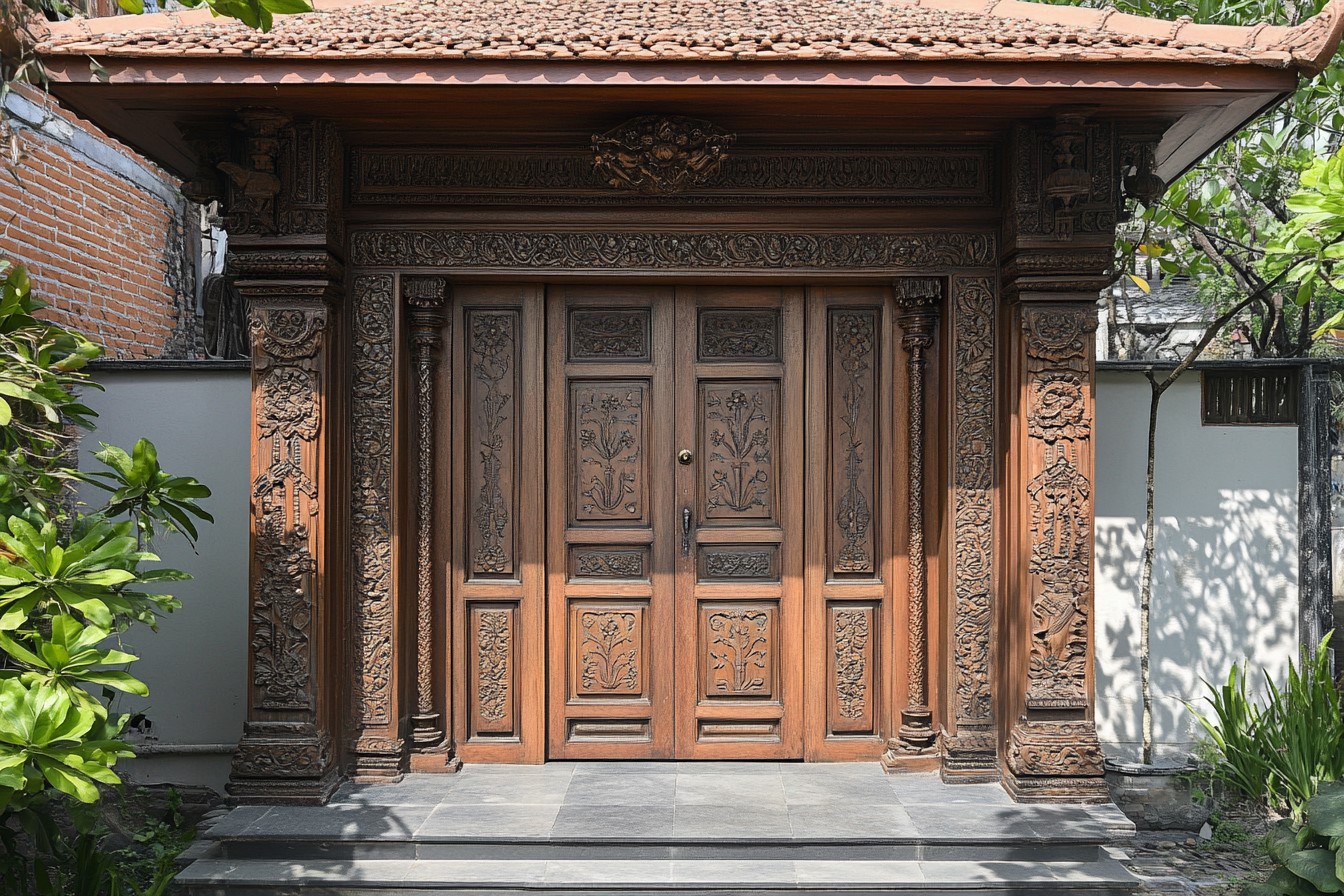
top-left (1192, 635), bottom-right (1344, 821)
top-left (0, 258), bottom-right (212, 894)
top-left (1245, 782), bottom-right (1344, 896)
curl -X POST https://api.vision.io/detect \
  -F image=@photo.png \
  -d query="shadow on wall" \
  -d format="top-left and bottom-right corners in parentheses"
top-left (1093, 372), bottom-right (1299, 763)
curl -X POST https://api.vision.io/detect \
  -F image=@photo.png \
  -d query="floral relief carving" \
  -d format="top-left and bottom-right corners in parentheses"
top-left (576, 388), bottom-right (644, 519)
top-left (707, 610), bottom-right (771, 694)
top-left (579, 612), bottom-right (640, 693)
top-left (1007, 719), bottom-right (1105, 778)
top-left (704, 550), bottom-right (774, 579)
top-left (706, 388), bottom-right (772, 516)
top-left (1028, 373), bottom-right (1090, 443)
top-left (1023, 307), bottom-right (1093, 362)
top-left (575, 550), bottom-right (644, 578)
top-left (832, 312), bottom-right (875, 574)
top-left (476, 611), bottom-right (511, 723)
top-left (350, 229), bottom-right (996, 271)
top-left (834, 610), bottom-right (870, 720)
top-left (699, 310), bottom-right (778, 359)
top-left (248, 305), bottom-right (325, 713)
top-left (349, 276), bottom-right (395, 730)
top-left (951, 278), bottom-right (996, 730)
top-left (570, 310), bottom-right (650, 360)
top-left (471, 313), bottom-right (515, 575)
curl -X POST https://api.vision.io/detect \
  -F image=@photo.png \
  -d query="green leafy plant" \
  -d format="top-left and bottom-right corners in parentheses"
top-left (1192, 635), bottom-right (1344, 821)
top-left (1245, 782), bottom-right (1344, 895)
top-left (0, 258), bottom-right (212, 894)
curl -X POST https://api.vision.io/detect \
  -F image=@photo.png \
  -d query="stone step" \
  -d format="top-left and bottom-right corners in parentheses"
top-left (178, 855), bottom-right (1140, 894)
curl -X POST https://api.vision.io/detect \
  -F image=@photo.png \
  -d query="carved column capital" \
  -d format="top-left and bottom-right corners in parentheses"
top-left (405, 275), bottom-right (450, 331)
top-left (893, 277), bottom-right (943, 351)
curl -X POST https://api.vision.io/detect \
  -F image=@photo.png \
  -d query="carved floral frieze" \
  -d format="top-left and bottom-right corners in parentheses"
top-left (592, 115), bottom-right (736, 195)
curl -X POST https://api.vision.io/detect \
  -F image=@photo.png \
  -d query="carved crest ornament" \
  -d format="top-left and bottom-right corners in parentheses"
top-left (593, 115), bottom-right (736, 195)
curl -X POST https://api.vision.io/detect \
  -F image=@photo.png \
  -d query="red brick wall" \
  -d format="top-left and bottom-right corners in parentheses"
top-left (0, 84), bottom-right (197, 359)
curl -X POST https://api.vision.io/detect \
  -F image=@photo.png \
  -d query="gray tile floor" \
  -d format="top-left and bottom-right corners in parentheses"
top-left (214, 763), bottom-right (1130, 844)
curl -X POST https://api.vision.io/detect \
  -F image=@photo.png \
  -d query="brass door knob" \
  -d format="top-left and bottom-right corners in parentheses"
top-left (677, 449), bottom-right (694, 465)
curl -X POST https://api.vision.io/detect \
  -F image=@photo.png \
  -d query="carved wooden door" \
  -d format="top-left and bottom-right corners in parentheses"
top-left (547, 286), bottom-right (804, 759)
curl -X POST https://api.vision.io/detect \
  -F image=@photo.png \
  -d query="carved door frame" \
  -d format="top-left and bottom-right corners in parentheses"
top-left (344, 227), bottom-right (1000, 777)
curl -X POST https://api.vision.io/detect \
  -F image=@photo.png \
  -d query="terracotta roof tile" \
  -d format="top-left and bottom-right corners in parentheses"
top-left (31, 0), bottom-right (1344, 75)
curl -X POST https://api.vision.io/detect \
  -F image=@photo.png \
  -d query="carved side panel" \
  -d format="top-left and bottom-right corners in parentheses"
top-left (942, 276), bottom-right (998, 777)
top-left (829, 604), bottom-right (877, 735)
top-left (466, 311), bottom-right (519, 577)
top-left (1009, 119), bottom-right (1116, 244)
top-left (248, 305), bottom-right (326, 712)
top-left (702, 384), bottom-right (778, 524)
top-left (349, 275), bottom-right (396, 739)
top-left (829, 310), bottom-right (877, 576)
top-left (1022, 306), bottom-right (1096, 712)
top-left (702, 605), bottom-right (778, 699)
top-left (469, 605), bottom-right (517, 737)
top-left (571, 384), bottom-right (648, 524)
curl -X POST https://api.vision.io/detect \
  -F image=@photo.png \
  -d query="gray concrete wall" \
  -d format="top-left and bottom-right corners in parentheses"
top-left (76, 367), bottom-right (250, 793)
top-left (1094, 370), bottom-right (1299, 762)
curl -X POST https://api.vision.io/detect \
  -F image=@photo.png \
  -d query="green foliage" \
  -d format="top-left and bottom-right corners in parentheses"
top-left (1192, 636), bottom-right (1344, 821)
top-left (1264, 147), bottom-right (1344, 336)
top-left (0, 258), bottom-right (212, 892)
top-left (1245, 782), bottom-right (1344, 895)
top-left (113, 0), bottom-right (313, 33)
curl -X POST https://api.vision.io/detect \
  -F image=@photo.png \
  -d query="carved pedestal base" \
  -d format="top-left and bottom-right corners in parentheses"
top-left (349, 736), bottom-right (406, 784)
top-left (939, 726), bottom-right (1001, 783)
top-left (228, 725), bottom-right (340, 804)
top-left (409, 748), bottom-right (463, 774)
top-left (1004, 717), bottom-right (1108, 803)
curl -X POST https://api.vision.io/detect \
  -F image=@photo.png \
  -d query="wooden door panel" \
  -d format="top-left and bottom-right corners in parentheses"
top-left (548, 287), bottom-right (675, 759)
top-left (804, 286), bottom-right (899, 761)
top-left (451, 284), bottom-right (546, 763)
top-left (675, 287), bottom-right (804, 760)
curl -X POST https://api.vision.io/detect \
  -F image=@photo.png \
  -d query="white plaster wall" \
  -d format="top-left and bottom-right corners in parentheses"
top-left (1094, 370), bottom-right (1299, 762)
top-left (76, 368), bottom-right (250, 793)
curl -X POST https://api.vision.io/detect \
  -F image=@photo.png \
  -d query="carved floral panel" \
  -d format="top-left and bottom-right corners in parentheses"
top-left (701, 383), bottom-right (778, 524)
top-left (829, 310), bottom-right (878, 576)
top-left (571, 383), bottom-right (648, 525)
top-left (470, 605), bottom-right (515, 737)
top-left (701, 604), bottom-right (777, 699)
top-left (829, 604), bottom-right (876, 735)
top-left (698, 545), bottom-right (780, 582)
top-left (569, 547), bottom-right (649, 581)
top-left (467, 310), bottom-right (519, 577)
top-left (571, 605), bottom-right (646, 698)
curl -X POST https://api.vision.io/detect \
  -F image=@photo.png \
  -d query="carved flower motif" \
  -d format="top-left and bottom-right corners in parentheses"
top-left (259, 367), bottom-right (319, 440)
top-left (1028, 374), bottom-right (1089, 443)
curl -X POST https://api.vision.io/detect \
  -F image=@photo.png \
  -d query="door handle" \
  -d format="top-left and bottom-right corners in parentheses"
top-left (681, 507), bottom-right (692, 557)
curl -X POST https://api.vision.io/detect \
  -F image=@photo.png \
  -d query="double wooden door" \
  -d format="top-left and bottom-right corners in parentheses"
top-left (547, 286), bottom-right (804, 758)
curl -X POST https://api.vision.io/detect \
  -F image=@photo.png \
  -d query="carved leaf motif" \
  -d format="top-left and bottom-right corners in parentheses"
top-left (476, 611), bottom-right (511, 723)
top-left (704, 551), bottom-right (773, 578)
top-left (707, 610), bottom-right (770, 694)
top-left (1028, 373), bottom-right (1090, 443)
top-left (706, 389), bottom-right (772, 516)
top-left (592, 115), bottom-right (735, 195)
top-left (833, 610), bottom-right (870, 720)
top-left (576, 551), bottom-right (644, 578)
top-left (471, 313), bottom-right (515, 574)
top-left (570, 310), bottom-right (650, 360)
top-left (579, 611), bottom-right (640, 693)
top-left (699, 310), bottom-right (778, 359)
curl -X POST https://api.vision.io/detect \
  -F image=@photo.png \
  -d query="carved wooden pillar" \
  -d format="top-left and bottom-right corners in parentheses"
top-left (226, 114), bottom-right (346, 803)
top-left (1000, 115), bottom-right (1116, 802)
top-left (404, 276), bottom-right (460, 772)
top-left (886, 277), bottom-right (942, 763)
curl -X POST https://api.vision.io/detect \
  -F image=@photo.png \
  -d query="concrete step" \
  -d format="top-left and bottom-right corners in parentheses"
top-left (177, 854), bottom-right (1140, 894)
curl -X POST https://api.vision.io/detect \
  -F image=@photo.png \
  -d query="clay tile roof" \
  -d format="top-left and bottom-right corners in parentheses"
top-left (31, 0), bottom-right (1344, 75)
